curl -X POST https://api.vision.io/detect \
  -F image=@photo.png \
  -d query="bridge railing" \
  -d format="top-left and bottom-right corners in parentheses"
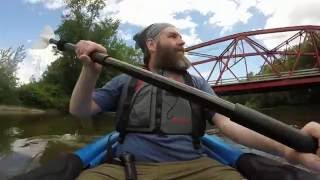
top-left (208, 68), bottom-right (320, 86)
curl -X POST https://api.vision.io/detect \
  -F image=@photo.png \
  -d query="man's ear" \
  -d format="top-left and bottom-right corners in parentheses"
top-left (146, 39), bottom-right (157, 53)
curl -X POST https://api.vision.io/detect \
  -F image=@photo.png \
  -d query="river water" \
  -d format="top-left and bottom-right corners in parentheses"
top-left (0, 105), bottom-right (319, 179)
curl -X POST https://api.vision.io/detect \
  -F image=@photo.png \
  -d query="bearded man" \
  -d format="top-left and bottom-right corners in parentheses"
top-left (70, 23), bottom-right (320, 179)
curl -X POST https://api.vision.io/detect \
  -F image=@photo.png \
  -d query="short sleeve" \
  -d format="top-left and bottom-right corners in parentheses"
top-left (93, 74), bottom-right (129, 112)
top-left (191, 75), bottom-right (216, 96)
top-left (191, 75), bottom-right (217, 123)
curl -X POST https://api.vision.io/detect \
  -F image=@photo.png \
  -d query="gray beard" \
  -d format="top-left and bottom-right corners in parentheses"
top-left (173, 54), bottom-right (191, 71)
top-left (155, 47), bottom-right (191, 71)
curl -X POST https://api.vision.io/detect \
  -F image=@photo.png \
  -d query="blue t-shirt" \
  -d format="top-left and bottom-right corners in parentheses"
top-left (93, 74), bottom-right (216, 162)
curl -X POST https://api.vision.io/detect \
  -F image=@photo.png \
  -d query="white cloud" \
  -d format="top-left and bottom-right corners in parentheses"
top-left (102, 0), bottom-right (256, 30)
top-left (255, 0), bottom-right (320, 49)
top-left (256, 0), bottom-right (320, 28)
top-left (206, 0), bottom-right (256, 33)
top-left (101, 0), bottom-right (195, 29)
top-left (17, 45), bottom-right (60, 84)
top-left (255, 31), bottom-right (299, 49)
top-left (24, 0), bottom-right (65, 10)
top-left (117, 30), bottom-right (132, 41)
top-left (182, 28), bottom-right (202, 46)
top-left (25, 0), bottom-right (259, 44)
top-left (101, 0), bottom-right (257, 46)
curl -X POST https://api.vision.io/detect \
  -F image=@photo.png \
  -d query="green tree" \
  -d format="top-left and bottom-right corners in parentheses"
top-left (18, 0), bottom-right (142, 111)
top-left (43, 0), bottom-right (141, 94)
top-left (18, 81), bottom-right (69, 111)
top-left (0, 46), bottom-right (25, 104)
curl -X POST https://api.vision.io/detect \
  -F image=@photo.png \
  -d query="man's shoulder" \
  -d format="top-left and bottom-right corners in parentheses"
top-left (112, 73), bottom-right (130, 81)
top-left (189, 74), bottom-right (216, 95)
top-left (190, 74), bottom-right (205, 82)
top-left (190, 74), bottom-right (208, 88)
top-left (101, 74), bottom-right (131, 90)
top-left (109, 74), bottom-right (131, 84)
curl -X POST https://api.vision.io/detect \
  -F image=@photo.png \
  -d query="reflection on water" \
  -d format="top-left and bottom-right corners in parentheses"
top-left (0, 105), bottom-right (319, 179)
top-left (0, 113), bottom-right (115, 152)
top-left (0, 138), bottom-right (47, 178)
top-left (0, 113), bottom-right (115, 179)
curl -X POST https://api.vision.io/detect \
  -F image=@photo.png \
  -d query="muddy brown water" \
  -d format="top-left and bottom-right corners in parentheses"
top-left (0, 105), bottom-right (319, 179)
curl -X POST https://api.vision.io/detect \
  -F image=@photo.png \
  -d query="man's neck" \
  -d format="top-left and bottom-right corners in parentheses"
top-left (147, 57), bottom-right (157, 73)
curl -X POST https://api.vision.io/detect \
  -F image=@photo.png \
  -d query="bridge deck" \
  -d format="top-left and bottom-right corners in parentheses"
top-left (211, 69), bottom-right (320, 95)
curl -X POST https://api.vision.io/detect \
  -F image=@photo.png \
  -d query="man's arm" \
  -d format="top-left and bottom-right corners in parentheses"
top-left (213, 113), bottom-right (320, 172)
top-left (196, 75), bottom-right (286, 155)
top-left (195, 75), bottom-right (320, 171)
top-left (212, 113), bottom-right (287, 156)
top-left (69, 66), bottom-right (102, 117)
top-left (69, 40), bottom-right (106, 117)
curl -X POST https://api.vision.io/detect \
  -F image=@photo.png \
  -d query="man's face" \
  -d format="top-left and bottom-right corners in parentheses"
top-left (154, 27), bottom-right (191, 71)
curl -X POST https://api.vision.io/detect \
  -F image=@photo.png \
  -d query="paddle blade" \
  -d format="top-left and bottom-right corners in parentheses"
top-left (32, 25), bottom-right (55, 49)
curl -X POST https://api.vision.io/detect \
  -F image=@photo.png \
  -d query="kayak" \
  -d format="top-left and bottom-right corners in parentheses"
top-left (74, 132), bottom-right (243, 168)
top-left (73, 132), bottom-right (319, 180)
top-left (14, 131), bottom-right (319, 180)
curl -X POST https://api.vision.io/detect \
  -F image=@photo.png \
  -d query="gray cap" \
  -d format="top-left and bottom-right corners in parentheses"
top-left (133, 23), bottom-right (174, 64)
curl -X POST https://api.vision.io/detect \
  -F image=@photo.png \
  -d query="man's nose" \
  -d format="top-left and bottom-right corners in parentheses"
top-left (177, 38), bottom-right (185, 47)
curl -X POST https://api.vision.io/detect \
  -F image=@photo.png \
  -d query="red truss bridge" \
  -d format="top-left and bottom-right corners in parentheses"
top-left (186, 25), bottom-right (320, 96)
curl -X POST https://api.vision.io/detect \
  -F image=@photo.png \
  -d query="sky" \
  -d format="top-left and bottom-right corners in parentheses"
top-left (1, 0), bottom-right (320, 84)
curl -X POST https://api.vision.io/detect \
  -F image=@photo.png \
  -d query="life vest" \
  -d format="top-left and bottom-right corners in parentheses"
top-left (115, 70), bottom-right (208, 149)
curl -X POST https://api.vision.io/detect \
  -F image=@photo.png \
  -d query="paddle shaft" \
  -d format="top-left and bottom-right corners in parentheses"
top-left (50, 39), bottom-right (318, 153)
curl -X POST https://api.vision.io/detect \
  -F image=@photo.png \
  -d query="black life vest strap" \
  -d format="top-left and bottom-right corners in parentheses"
top-left (105, 133), bottom-right (116, 163)
top-left (118, 77), bottom-right (138, 143)
top-left (183, 72), bottom-right (205, 149)
top-left (154, 70), bottom-right (164, 135)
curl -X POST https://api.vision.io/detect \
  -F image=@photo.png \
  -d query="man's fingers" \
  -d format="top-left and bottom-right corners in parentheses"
top-left (75, 40), bottom-right (87, 57)
top-left (79, 55), bottom-right (92, 64)
top-left (301, 122), bottom-right (320, 137)
top-left (301, 122), bottom-right (320, 151)
top-left (91, 43), bottom-right (107, 54)
top-left (316, 148), bottom-right (320, 157)
top-left (76, 40), bottom-right (107, 58)
top-left (299, 154), bottom-right (320, 172)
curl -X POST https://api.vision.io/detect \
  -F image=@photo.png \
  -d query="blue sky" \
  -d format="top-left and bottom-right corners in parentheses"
top-left (1, 0), bottom-right (320, 84)
top-left (0, 1), bottom-right (62, 48)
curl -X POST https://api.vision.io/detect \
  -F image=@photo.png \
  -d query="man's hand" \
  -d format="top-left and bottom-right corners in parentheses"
top-left (69, 40), bottom-right (106, 116)
top-left (75, 40), bottom-right (106, 75)
top-left (284, 121), bottom-right (320, 172)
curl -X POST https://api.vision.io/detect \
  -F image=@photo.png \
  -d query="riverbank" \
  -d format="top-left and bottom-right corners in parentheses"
top-left (258, 104), bottom-right (320, 127)
top-left (0, 105), bottom-right (60, 116)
